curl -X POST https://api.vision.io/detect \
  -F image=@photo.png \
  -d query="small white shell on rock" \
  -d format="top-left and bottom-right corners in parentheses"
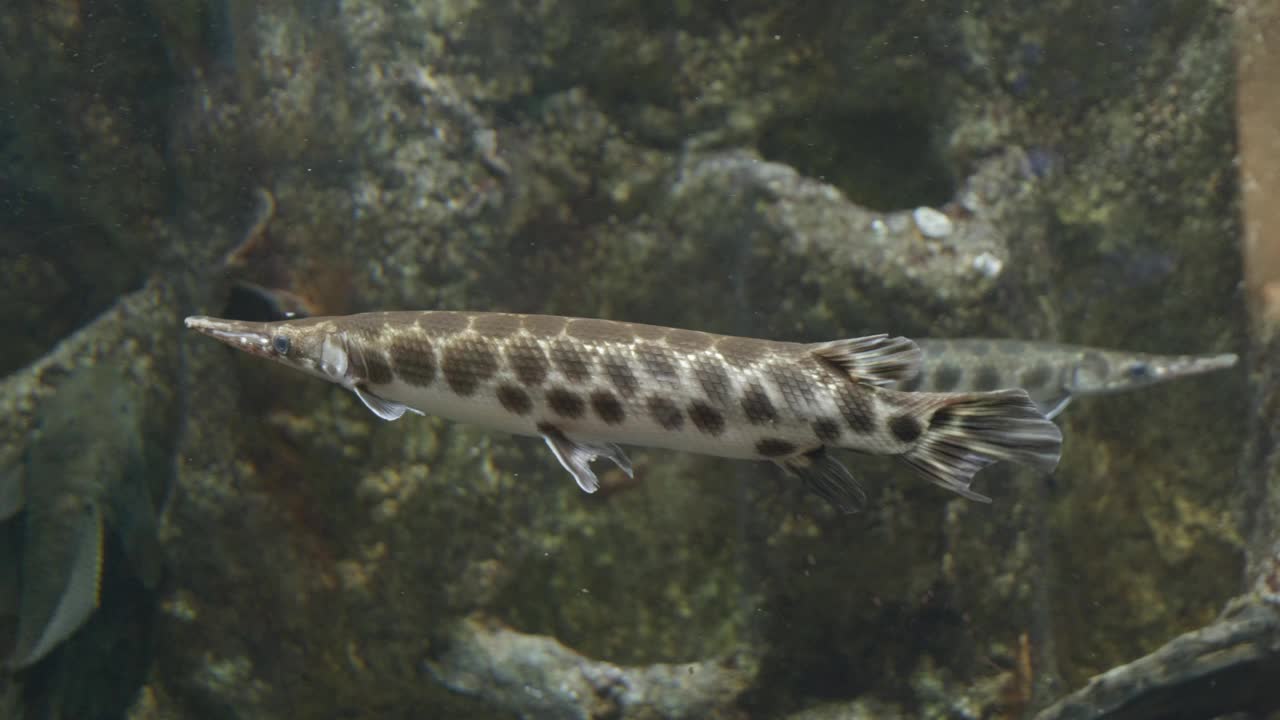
top-left (972, 251), bottom-right (1004, 278)
top-left (912, 206), bottom-right (954, 238)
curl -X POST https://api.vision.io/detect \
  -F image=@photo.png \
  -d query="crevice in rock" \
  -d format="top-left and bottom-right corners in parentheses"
top-left (757, 108), bottom-right (956, 212)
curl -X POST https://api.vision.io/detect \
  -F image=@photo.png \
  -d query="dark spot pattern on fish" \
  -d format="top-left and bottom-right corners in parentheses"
top-left (812, 418), bottom-right (842, 443)
top-left (974, 366), bottom-right (1002, 391)
top-left (551, 339), bottom-right (593, 382)
top-left (837, 387), bottom-right (877, 434)
top-left (1020, 362), bottom-right (1054, 390)
top-left (441, 338), bottom-right (499, 396)
top-left (505, 337), bottom-right (550, 387)
top-left (361, 347), bottom-right (394, 385)
top-left (546, 387), bottom-right (585, 418)
top-left (767, 363), bottom-right (819, 412)
top-left (522, 315), bottom-right (568, 336)
top-left (603, 355), bottom-right (640, 397)
top-left (696, 361), bottom-right (734, 407)
top-left (648, 396), bottom-right (684, 430)
top-left (390, 335), bottom-right (437, 387)
top-left (756, 438), bottom-right (796, 457)
top-left (741, 382), bottom-right (778, 425)
top-left (932, 364), bottom-right (962, 391)
top-left (471, 314), bottom-right (521, 337)
top-left (889, 414), bottom-right (923, 443)
top-left (688, 400), bottom-right (726, 436)
top-left (497, 384), bottom-right (533, 415)
top-left (638, 345), bottom-right (678, 381)
top-left (590, 390), bottom-right (626, 425)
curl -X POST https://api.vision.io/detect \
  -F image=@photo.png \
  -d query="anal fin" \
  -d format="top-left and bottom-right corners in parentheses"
top-left (353, 385), bottom-right (419, 421)
top-left (810, 334), bottom-right (922, 387)
top-left (778, 447), bottom-right (867, 513)
top-left (539, 424), bottom-right (633, 494)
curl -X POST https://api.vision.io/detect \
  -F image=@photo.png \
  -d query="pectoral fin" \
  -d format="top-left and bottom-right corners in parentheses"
top-left (353, 385), bottom-right (417, 421)
top-left (10, 500), bottom-right (104, 669)
top-left (539, 424), bottom-right (633, 493)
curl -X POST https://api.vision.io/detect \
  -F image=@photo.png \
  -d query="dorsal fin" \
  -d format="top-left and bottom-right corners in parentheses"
top-left (809, 334), bottom-right (922, 386)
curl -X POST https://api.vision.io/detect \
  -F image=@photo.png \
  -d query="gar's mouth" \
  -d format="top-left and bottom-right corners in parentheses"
top-left (184, 316), bottom-right (273, 358)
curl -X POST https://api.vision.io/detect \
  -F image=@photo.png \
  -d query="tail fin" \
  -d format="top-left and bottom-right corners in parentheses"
top-left (900, 389), bottom-right (1062, 502)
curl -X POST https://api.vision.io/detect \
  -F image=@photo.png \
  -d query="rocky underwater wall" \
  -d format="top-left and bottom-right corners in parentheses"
top-left (0, 1), bottom-right (1271, 719)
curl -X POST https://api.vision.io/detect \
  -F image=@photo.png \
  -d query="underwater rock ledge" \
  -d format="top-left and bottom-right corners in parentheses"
top-left (1034, 595), bottom-right (1280, 720)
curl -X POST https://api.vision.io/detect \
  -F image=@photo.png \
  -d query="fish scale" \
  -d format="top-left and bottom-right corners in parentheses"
top-left (353, 315), bottom-right (907, 460)
top-left (185, 311), bottom-right (1064, 512)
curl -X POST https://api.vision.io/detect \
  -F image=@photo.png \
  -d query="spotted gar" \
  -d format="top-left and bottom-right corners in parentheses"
top-left (185, 312), bottom-right (1064, 510)
top-left (896, 338), bottom-right (1239, 418)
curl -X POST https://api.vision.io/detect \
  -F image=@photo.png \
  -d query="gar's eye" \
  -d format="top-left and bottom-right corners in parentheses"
top-left (1124, 363), bottom-right (1151, 380)
top-left (272, 335), bottom-right (291, 355)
